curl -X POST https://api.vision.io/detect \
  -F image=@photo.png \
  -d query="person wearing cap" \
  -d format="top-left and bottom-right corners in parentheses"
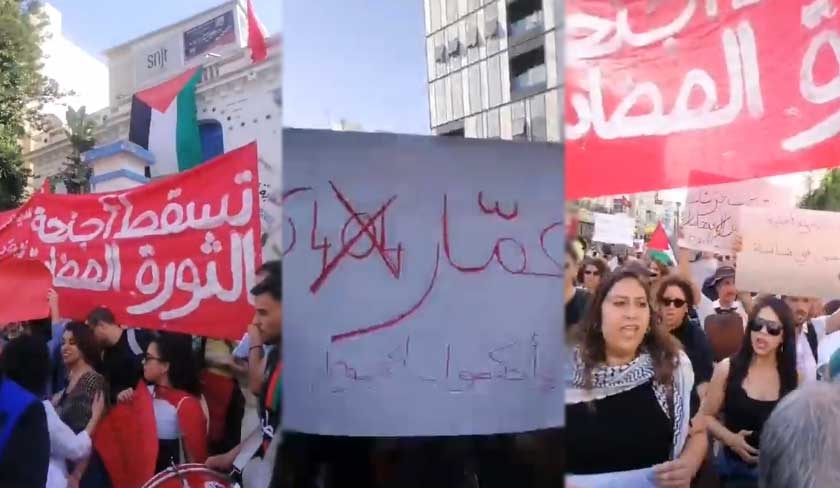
top-left (696, 265), bottom-right (748, 330)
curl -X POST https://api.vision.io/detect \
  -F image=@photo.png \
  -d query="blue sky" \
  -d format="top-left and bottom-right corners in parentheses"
top-left (49, 0), bottom-right (431, 135)
top-left (283, 0), bottom-right (430, 134)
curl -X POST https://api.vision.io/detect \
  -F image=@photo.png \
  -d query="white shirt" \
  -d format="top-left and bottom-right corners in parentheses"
top-left (44, 400), bottom-right (92, 488)
top-left (797, 327), bottom-right (818, 383)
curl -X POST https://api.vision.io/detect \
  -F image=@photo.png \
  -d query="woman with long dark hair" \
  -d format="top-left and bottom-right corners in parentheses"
top-left (577, 256), bottom-right (608, 294)
top-left (701, 296), bottom-right (799, 486)
top-left (656, 275), bottom-right (715, 416)
top-left (566, 268), bottom-right (707, 486)
top-left (143, 332), bottom-right (209, 472)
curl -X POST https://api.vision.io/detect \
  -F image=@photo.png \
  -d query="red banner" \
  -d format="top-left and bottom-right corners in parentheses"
top-left (0, 143), bottom-right (261, 340)
top-left (567, 0), bottom-right (840, 199)
top-left (0, 259), bottom-right (51, 325)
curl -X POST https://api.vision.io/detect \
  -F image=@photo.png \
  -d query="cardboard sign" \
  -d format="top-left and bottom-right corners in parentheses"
top-left (593, 212), bottom-right (635, 246)
top-left (283, 130), bottom-right (565, 436)
top-left (737, 206), bottom-right (840, 297)
top-left (680, 178), bottom-right (792, 252)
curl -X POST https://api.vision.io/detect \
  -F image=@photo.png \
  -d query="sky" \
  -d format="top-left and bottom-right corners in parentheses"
top-left (283, 0), bottom-right (430, 134)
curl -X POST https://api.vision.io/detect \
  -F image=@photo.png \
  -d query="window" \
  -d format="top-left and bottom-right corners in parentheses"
top-left (429, 0), bottom-right (442, 31)
top-left (199, 120), bottom-right (224, 161)
top-left (447, 37), bottom-right (461, 57)
top-left (466, 23), bottom-right (480, 48)
top-left (487, 55), bottom-right (502, 107)
top-left (487, 108), bottom-right (500, 138)
top-left (435, 44), bottom-right (447, 62)
top-left (468, 64), bottom-right (482, 114)
top-left (510, 45), bottom-right (547, 94)
top-left (529, 94), bottom-right (547, 141)
top-left (442, 128), bottom-right (465, 137)
top-left (446, 0), bottom-right (458, 23)
top-left (450, 71), bottom-right (464, 120)
top-left (511, 101), bottom-right (527, 140)
top-left (507, 0), bottom-right (543, 40)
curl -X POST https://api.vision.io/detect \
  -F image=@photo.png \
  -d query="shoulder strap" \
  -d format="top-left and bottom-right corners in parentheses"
top-left (126, 329), bottom-right (144, 356)
top-left (807, 321), bottom-right (819, 361)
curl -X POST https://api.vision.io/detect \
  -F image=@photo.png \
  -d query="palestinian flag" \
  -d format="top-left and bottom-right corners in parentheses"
top-left (129, 67), bottom-right (203, 177)
top-left (648, 221), bottom-right (676, 266)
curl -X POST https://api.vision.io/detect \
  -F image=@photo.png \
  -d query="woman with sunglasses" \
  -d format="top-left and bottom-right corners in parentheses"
top-left (701, 296), bottom-right (799, 486)
top-left (566, 268), bottom-right (707, 487)
top-left (577, 257), bottom-right (608, 294)
top-left (142, 332), bottom-right (209, 472)
top-left (657, 275), bottom-right (714, 418)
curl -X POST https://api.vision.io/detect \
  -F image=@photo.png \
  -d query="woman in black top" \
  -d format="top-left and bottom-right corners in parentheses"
top-left (566, 268), bottom-right (707, 487)
top-left (701, 296), bottom-right (799, 486)
top-left (656, 275), bottom-right (714, 417)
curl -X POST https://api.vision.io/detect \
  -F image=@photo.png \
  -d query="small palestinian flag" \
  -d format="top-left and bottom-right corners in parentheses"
top-left (648, 221), bottom-right (676, 266)
top-left (129, 67), bottom-right (204, 178)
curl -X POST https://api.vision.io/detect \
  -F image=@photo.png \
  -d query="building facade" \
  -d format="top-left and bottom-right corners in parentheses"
top-left (423, 0), bottom-right (563, 142)
top-left (23, 0), bottom-right (283, 257)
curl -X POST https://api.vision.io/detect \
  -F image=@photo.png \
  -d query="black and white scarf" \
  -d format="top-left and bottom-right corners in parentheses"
top-left (565, 348), bottom-right (694, 459)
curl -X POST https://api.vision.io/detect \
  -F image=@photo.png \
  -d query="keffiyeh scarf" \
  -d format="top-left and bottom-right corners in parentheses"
top-left (565, 348), bottom-right (694, 459)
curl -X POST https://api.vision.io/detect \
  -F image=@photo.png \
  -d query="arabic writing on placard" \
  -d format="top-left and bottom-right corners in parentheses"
top-left (323, 332), bottom-right (556, 395)
top-left (737, 206), bottom-right (840, 298)
top-left (282, 130), bottom-right (565, 436)
top-left (0, 143), bottom-right (261, 339)
top-left (593, 212), bottom-right (635, 246)
top-left (680, 178), bottom-right (791, 252)
top-left (283, 183), bottom-right (564, 343)
top-left (565, 0), bottom-right (840, 199)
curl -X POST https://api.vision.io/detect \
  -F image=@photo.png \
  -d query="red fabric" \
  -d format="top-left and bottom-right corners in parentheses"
top-left (135, 67), bottom-right (201, 112)
top-left (566, 0), bottom-right (840, 198)
top-left (0, 143), bottom-right (262, 340)
top-left (0, 259), bottom-right (51, 325)
top-left (247, 0), bottom-right (267, 64)
top-left (94, 381), bottom-right (157, 488)
top-left (199, 370), bottom-right (235, 443)
top-left (155, 386), bottom-right (209, 464)
top-left (647, 222), bottom-right (670, 251)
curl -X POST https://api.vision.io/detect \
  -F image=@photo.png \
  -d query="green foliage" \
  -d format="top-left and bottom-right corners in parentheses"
top-left (0, 0), bottom-right (62, 209)
top-left (58, 105), bottom-right (95, 194)
top-left (800, 169), bottom-right (840, 211)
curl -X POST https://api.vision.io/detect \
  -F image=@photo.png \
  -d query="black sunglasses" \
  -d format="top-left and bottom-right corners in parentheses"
top-left (748, 317), bottom-right (783, 336)
top-left (660, 298), bottom-right (686, 308)
top-left (584, 270), bottom-right (600, 276)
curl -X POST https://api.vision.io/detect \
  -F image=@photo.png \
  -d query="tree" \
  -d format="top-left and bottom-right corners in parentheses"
top-left (57, 105), bottom-right (95, 194)
top-left (0, 0), bottom-right (62, 209)
top-left (800, 169), bottom-right (840, 211)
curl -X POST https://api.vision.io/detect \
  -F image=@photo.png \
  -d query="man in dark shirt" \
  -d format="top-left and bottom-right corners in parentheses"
top-left (86, 307), bottom-right (152, 403)
top-left (0, 371), bottom-right (50, 487)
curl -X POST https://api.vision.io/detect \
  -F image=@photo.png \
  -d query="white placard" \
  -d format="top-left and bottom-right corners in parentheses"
top-left (593, 212), bottom-right (635, 246)
top-left (283, 130), bottom-right (565, 436)
top-left (680, 179), bottom-right (792, 253)
top-left (737, 206), bottom-right (840, 298)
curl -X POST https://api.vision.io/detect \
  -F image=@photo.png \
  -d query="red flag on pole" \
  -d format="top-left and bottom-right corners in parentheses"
top-left (247, 0), bottom-right (268, 64)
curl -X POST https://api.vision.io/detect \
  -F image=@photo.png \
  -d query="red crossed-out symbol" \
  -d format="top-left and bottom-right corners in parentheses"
top-left (309, 181), bottom-right (403, 293)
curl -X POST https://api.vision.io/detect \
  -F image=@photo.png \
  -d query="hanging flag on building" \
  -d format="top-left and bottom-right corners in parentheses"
top-left (648, 221), bottom-right (676, 266)
top-left (129, 66), bottom-right (204, 177)
top-left (247, 0), bottom-right (268, 64)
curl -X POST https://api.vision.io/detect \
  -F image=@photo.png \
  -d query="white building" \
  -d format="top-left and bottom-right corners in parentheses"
top-left (36, 3), bottom-right (110, 122)
top-left (22, 0), bottom-right (283, 257)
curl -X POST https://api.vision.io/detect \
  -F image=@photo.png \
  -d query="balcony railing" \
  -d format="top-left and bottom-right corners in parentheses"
top-left (508, 10), bottom-right (543, 39)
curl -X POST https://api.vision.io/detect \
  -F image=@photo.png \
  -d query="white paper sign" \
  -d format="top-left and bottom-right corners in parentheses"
top-left (680, 179), bottom-right (792, 253)
top-left (737, 206), bottom-right (840, 298)
top-left (593, 212), bottom-right (635, 246)
top-left (283, 130), bottom-right (565, 436)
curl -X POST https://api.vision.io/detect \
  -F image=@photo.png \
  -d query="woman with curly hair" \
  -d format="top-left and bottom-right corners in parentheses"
top-left (577, 256), bottom-right (609, 294)
top-left (566, 268), bottom-right (707, 487)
